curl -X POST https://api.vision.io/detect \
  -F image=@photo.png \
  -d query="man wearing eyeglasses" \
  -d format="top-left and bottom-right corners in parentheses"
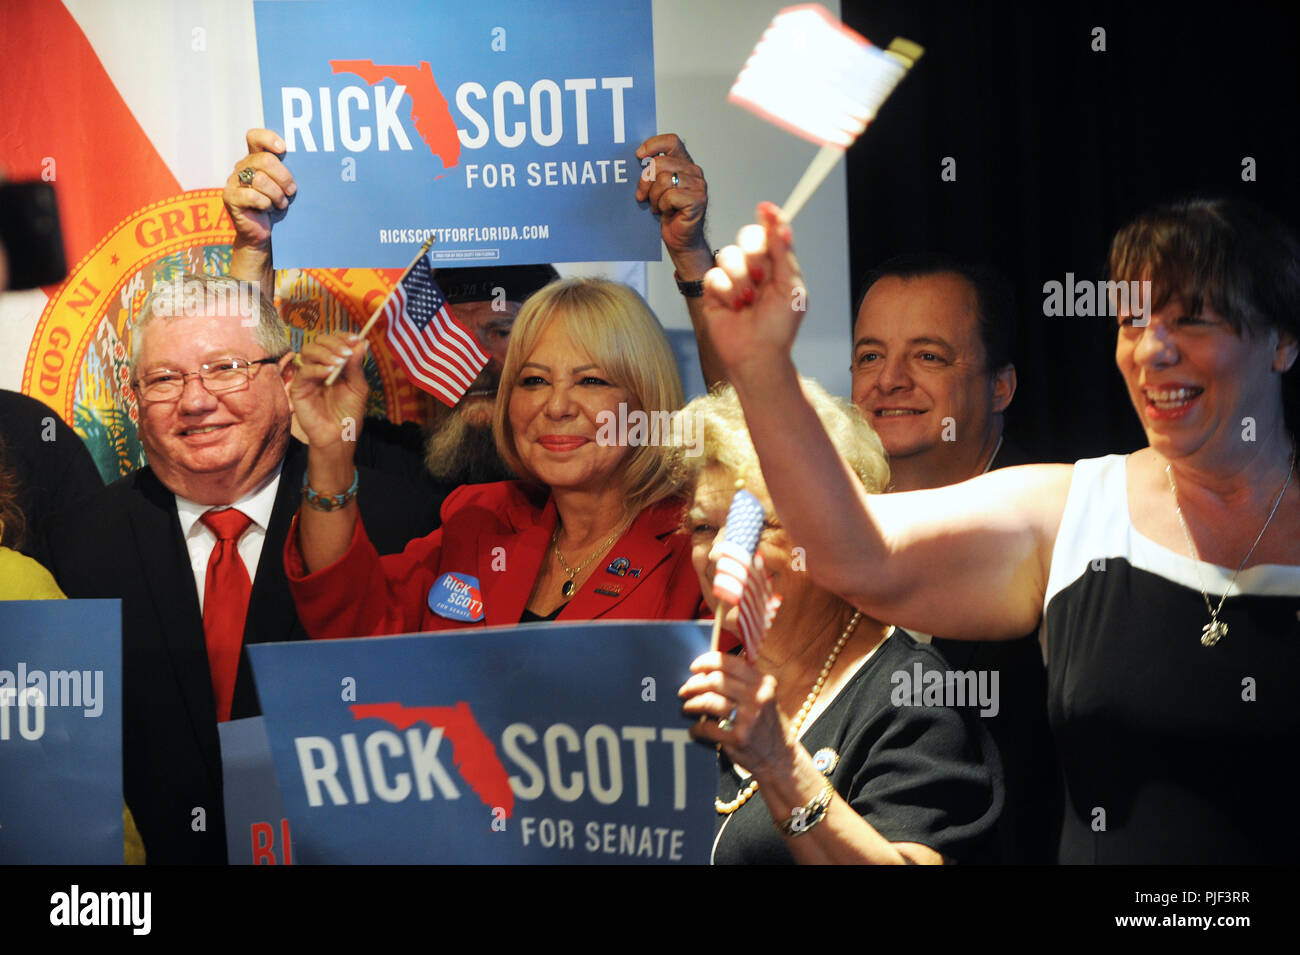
top-left (130, 284), bottom-right (296, 506)
top-left (47, 274), bottom-right (439, 863)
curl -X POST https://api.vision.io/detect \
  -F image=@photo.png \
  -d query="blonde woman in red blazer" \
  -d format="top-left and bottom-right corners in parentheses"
top-left (286, 277), bottom-right (706, 635)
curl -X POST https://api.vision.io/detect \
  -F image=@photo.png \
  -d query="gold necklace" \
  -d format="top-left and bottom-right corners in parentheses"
top-left (1165, 446), bottom-right (1295, 646)
top-left (551, 519), bottom-right (629, 598)
top-left (715, 610), bottom-right (864, 814)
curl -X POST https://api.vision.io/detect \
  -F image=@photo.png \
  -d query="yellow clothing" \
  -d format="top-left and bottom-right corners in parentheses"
top-left (0, 546), bottom-right (64, 599)
top-left (124, 806), bottom-right (146, 865)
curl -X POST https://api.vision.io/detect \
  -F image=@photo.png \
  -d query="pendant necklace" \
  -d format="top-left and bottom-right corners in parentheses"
top-left (551, 519), bottom-right (629, 598)
top-left (1165, 446), bottom-right (1294, 646)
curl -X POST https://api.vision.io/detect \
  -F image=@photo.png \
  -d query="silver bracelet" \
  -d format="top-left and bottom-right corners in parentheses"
top-left (775, 781), bottom-right (835, 837)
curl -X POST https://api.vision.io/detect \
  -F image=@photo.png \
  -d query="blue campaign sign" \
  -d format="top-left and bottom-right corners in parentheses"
top-left (254, 0), bottom-right (659, 268)
top-left (220, 717), bottom-right (295, 865)
top-left (0, 600), bottom-right (122, 864)
top-left (248, 620), bottom-right (716, 863)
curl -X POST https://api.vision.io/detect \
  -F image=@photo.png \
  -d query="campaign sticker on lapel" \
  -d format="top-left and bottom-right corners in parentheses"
top-left (811, 747), bottom-right (839, 775)
top-left (428, 573), bottom-right (485, 622)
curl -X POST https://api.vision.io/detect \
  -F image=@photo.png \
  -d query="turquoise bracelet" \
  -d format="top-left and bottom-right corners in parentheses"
top-left (301, 467), bottom-right (359, 512)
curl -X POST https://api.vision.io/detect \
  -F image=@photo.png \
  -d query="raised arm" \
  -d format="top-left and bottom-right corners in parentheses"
top-left (698, 203), bottom-right (1069, 640)
top-left (222, 128), bottom-right (294, 294)
top-left (635, 133), bottom-right (724, 389)
top-left (289, 333), bottom-right (370, 573)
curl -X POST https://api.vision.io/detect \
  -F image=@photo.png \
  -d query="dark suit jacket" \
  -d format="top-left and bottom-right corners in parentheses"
top-left (928, 436), bottom-right (1063, 864)
top-left (0, 389), bottom-right (104, 568)
top-left (47, 439), bottom-right (440, 864)
top-left (287, 480), bottom-right (706, 637)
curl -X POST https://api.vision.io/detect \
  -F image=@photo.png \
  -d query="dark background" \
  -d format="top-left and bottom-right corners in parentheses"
top-left (840, 0), bottom-right (1299, 463)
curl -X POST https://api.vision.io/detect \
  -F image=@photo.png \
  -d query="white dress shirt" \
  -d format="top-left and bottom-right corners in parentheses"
top-left (175, 467), bottom-right (283, 612)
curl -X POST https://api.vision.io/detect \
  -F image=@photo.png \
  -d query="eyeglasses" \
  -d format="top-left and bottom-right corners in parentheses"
top-left (135, 357), bottom-right (281, 402)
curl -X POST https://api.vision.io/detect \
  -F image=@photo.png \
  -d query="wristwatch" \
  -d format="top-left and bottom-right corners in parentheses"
top-left (674, 271), bottom-right (705, 297)
top-left (674, 250), bottom-right (719, 297)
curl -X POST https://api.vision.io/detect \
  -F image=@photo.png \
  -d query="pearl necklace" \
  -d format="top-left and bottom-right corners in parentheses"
top-left (1165, 446), bottom-right (1295, 647)
top-left (715, 610), bottom-right (864, 814)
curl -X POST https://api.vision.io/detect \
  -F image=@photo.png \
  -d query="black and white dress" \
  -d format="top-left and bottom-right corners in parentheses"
top-left (1044, 455), bottom-right (1300, 863)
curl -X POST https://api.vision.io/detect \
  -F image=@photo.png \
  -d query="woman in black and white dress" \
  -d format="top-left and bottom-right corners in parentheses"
top-left (699, 197), bottom-right (1300, 863)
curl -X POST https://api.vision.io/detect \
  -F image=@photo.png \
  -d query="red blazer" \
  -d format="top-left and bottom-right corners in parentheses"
top-left (286, 480), bottom-right (706, 637)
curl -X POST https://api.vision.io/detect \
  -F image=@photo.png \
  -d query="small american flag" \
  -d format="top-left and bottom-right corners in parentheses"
top-left (381, 253), bottom-right (489, 406)
top-left (728, 4), bottom-right (917, 149)
top-left (713, 489), bottom-right (782, 660)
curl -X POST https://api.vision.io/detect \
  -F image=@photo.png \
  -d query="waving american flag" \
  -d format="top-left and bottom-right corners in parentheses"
top-left (728, 5), bottom-right (921, 149)
top-left (382, 253), bottom-right (489, 406)
top-left (713, 489), bottom-right (782, 660)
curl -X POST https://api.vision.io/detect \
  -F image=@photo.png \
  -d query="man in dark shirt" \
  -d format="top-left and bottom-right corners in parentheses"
top-left (850, 253), bottom-right (1061, 863)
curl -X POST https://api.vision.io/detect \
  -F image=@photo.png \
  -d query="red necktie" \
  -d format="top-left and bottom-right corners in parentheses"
top-left (201, 508), bottom-right (253, 723)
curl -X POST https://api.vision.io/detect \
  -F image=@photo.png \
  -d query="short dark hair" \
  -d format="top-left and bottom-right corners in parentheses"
top-left (1108, 198), bottom-right (1300, 439)
top-left (854, 253), bottom-right (1018, 375)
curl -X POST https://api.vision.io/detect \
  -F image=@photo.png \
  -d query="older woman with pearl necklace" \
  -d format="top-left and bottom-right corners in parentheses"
top-left (676, 380), bottom-right (1002, 864)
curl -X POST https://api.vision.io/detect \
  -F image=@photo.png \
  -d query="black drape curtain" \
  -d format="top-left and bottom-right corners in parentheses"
top-left (840, 0), bottom-right (1300, 463)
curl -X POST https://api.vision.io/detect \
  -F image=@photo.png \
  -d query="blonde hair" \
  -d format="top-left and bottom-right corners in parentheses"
top-left (493, 277), bottom-right (685, 513)
top-left (671, 379), bottom-right (889, 494)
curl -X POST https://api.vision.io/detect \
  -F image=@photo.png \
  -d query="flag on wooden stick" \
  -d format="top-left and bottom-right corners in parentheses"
top-left (728, 4), bottom-right (924, 219)
top-left (379, 252), bottom-right (490, 406)
top-left (324, 233), bottom-right (491, 404)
